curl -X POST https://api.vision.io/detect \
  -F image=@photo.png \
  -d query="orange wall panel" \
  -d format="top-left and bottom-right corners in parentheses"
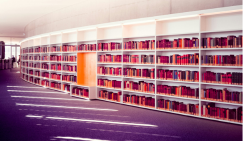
top-left (77, 53), bottom-right (96, 86)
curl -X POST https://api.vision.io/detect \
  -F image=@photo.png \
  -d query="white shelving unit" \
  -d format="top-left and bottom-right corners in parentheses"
top-left (20, 6), bottom-right (243, 125)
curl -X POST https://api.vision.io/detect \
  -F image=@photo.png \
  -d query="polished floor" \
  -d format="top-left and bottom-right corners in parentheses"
top-left (0, 68), bottom-right (242, 141)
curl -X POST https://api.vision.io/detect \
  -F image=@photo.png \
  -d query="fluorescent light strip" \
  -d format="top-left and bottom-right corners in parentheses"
top-left (7, 86), bottom-right (41, 88)
top-left (54, 136), bottom-right (110, 141)
top-left (26, 115), bottom-right (43, 118)
top-left (8, 90), bottom-right (67, 94)
top-left (46, 117), bottom-right (157, 127)
top-left (157, 15), bottom-right (198, 21)
top-left (16, 103), bottom-right (117, 111)
top-left (11, 95), bottom-right (89, 101)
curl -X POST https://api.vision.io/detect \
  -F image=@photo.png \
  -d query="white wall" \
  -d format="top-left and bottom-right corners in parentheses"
top-left (24, 0), bottom-right (242, 37)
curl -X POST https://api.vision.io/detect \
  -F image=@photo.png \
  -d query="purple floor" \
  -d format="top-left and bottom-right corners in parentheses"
top-left (0, 68), bottom-right (242, 141)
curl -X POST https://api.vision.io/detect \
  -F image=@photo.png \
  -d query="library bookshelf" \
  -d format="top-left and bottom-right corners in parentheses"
top-left (20, 6), bottom-right (242, 125)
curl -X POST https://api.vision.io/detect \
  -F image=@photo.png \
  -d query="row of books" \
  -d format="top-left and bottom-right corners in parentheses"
top-left (124, 40), bottom-right (155, 50)
top-left (157, 38), bottom-right (199, 49)
top-left (41, 72), bottom-right (49, 78)
top-left (41, 80), bottom-right (49, 87)
top-left (157, 69), bottom-right (199, 82)
top-left (79, 44), bottom-right (96, 51)
top-left (29, 63), bottom-right (33, 67)
top-left (51, 64), bottom-right (61, 71)
top-left (34, 71), bottom-right (40, 76)
top-left (157, 53), bottom-right (199, 65)
top-left (28, 48), bottom-right (33, 53)
top-left (29, 56), bottom-right (33, 60)
top-left (41, 64), bottom-right (49, 70)
top-left (72, 87), bottom-right (89, 98)
top-left (123, 55), bottom-right (155, 64)
top-left (40, 47), bottom-right (48, 53)
top-left (123, 94), bottom-right (155, 108)
top-left (34, 47), bottom-right (40, 53)
top-left (50, 46), bottom-right (61, 52)
top-left (97, 67), bottom-right (122, 76)
top-left (202, 71), bottom-right (242, 85)
top-left (34, 78), bottom-right (40, 85)
top-left (34, 64), bottom-right (40, 68)
top-left (62, 65), bottom-right (77, 72)
top-left (62, 84), bottom-right (70, 92)
top-left (201, 88), bottom-right (242, 104)
top-left (202, 103), bottom-right (242, 122)
top-left (98, 43), bottom-right (121, 51)
top-left (62, 75), bottom-right (77, 83)
top-left (157, 99), bottom-right (199, 115)
top-left (201, 35), bottom-right (242, 48)
top-left (157, 85), bottom-right (199, 98)
top-left (29, 77), bottom-right (33, 82)
top-left (97, 79), bottom-right (122, 89)
top-left (29, 70), bottom-right (33, 75)
top-left (124, 81), bottom-right (155, 94)
top-left (98, 90), bottom-right (121, 102)
top-left (62, 45), bottom-right (76, 52)
top-left (62, 55), bottom-right (77, 62)
top-left (123, 68), bottom-right (155, 79)
top-left (22, 56), bottom-right (28, 60)
top-left (34, 56), bottom-right (40, 61)
top-left (51, 82), bottom-right (61, 90)
top-left (50, 55), bottom-right (61, 61)
top-left (23, 49), bottom-right (28, 54)
top-left (201, 55), bottom-right (242, 66)
top-left (40, 56), bottom-right (49, 61)
top-left (98, 54), bottom-right (122, 63)
top-left (51, 73), bottom-right (61, 80)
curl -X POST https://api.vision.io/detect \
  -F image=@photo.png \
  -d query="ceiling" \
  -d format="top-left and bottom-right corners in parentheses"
top-left (0, 0), bottom-right (83, 37)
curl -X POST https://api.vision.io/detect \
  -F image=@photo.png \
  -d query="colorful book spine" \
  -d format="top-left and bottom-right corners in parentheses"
top-left (72, 87), bottom-right (89, 98)
top-left (123, 54), bottom-right (155, 64)
top-left (62, 45), bottom-right (76, 52)
top-left (40, 47), bottom-right (49, 53)
top-left (157, 38), bottom-right (199, 49)
top-left (201, 35), bottom-right (243, 48)
top-left (97, 79), bottom-right (122, 89)
top-left (98, 42), bottom-right (121, 51)
top-left (157, 99), bottom-right (199, 115)
top-left (62, 55), bottom-right (77, 62)
top-left (201, 103), bottom-right (242, 123)
top-left (123, 81), bottom-right (155, 94)
top-left (98, 54), bottom-right (122, 63)
top-left (157, 85), bottom-right (199, 98)
top-left (157, 69), bottom-right (199, 82)
top-left (123, 40), bottom-right (155, 50)
top-left (41, 63), bottom-right (49, 70)
top-left (97, 66), bottom-right (122, 76)
top-left (157, 53), bottom-right (199, 65)
top-left (34, 71), bottom-right (40, 76)
top-left (49, 46), bottom-right (61, 52)
top-left (34, 78), bottom-right (40, 85)
top-left (123, 68), bottom-right (155, 79)
top-left (51, 73), bottom-right (61, 80)
top-left (50, 55), bottom-right (62, 61)
top-left (201, 88), bottom-right (242, 104)
top-left (41, 80), bottom-right (49, 87)
top-left (202, 71), bottom-right (242, 85)
top-left (123, 94), bottom-right (155, 108)
top-left (51, 82), bottom-right (61, 90)
top-left (62, 65), bottom-right (77, 72)
top-left (79, 44), bottom-right (96, 51)
top-left (34, 47), bottom-right (40, 53)
top-left (98, 90), bottom-right (121, 102)
top-left (41, 72), bottom-right (49, 78)
top-left (62, 75), bottom-right (77, 83)
top-left (201, 54), bottom-right (243, 66)
top-left (62, 84), bottom-right (70, 92)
